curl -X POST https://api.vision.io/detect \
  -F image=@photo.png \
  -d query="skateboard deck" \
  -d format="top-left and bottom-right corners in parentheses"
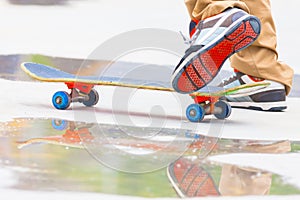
top-left (21, 62), bottom-right (270, 122)
top-left (21, 62), bottom-right (269, 96)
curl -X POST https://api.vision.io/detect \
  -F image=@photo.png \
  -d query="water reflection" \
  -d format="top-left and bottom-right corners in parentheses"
top-left (1, 118), bottom-right (299, 197)
top-left (167, 140), bottom-right (292, 197)
top-left (18, 119), bottom-right (194, 173)
top-left (1, 118), bottom-right (178, 196)
top-left (0, 54), bottom-right (175, 84)
top-left (0, 54), bottom-right (113, 81)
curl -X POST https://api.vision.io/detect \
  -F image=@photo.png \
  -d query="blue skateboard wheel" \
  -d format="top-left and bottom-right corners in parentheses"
top-left (186, 104), bottom-right (205, 122)
top-left (52, 91), bottom-right (71, 110)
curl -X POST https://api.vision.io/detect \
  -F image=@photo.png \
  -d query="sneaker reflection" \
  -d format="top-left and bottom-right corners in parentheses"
top-left (167, 140), bottom-right (291, 197)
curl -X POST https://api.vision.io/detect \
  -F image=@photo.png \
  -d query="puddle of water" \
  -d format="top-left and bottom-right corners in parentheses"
top-left (1, 118), bottom-right (300, 197)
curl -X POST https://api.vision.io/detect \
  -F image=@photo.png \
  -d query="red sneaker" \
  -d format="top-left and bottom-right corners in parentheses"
top-left (171, 8), bottom-right (261, 94)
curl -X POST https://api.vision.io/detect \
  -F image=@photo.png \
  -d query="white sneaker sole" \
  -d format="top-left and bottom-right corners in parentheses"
top-left (228, 101), bottom-right (287, 111)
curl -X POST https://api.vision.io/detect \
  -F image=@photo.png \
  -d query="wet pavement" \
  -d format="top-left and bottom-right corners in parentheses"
top-left (1, 117), bottom-right (300, 197)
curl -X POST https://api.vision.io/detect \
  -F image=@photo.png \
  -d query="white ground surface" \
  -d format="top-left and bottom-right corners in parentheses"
top-left (1, 0), bottom-right (300, 199)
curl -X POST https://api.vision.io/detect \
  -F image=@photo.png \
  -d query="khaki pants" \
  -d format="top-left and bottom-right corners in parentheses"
top-left (185, 0), bottom-right (294, 94)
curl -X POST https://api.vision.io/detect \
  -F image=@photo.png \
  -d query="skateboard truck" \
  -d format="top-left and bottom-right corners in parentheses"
top-left (52, 82), bottom-right (99, 110)
top-left (186, 95), bottom-right (232, 122)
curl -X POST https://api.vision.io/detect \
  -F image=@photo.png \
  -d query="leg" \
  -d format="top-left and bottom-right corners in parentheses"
top-left (185, 0), bottom-right (294, 94)
top-left (230, 0), bottom-right (294, 94)
top-left (182, 0), bottom-right (294, 111)
top-left (185, 0), bottom-right (249, 20)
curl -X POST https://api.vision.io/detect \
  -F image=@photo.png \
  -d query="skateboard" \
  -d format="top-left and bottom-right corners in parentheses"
top-left (17, 119), bottom-right (192, 153)
top-left (21, 62), bottom-right (270, 122)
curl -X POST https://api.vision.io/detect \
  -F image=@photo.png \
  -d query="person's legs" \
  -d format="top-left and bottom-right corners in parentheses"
top-left (218, 0), bottom-right (294, 110)
top-left (185, 0), bottom-right (249, 20)
top-left (179, 0), bottom-right (294, 111)
top-left (230, 0), bottom-right (294, 94)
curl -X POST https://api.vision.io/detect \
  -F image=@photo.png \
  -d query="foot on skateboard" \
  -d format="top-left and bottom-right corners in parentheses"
top-left (171, 8), bottom-right (261, 94)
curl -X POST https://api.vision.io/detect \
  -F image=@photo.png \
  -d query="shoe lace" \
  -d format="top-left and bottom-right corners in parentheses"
top-left (219, 72), bottom-right (241, 87)
top-left (179, 28), bottom-right (200, 46)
